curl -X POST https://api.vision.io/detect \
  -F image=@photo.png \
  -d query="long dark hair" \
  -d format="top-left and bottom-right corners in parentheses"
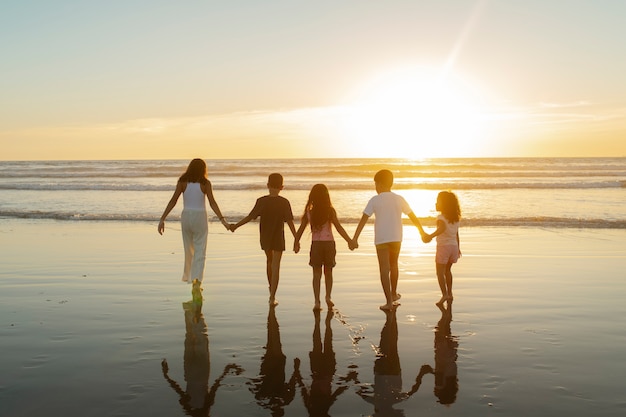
top-left (304, 184), bottom-right (334, 232)
top-left (438, 191), bottom-right (461, 224)
top-left (178, 159), bottom-right (208, 185)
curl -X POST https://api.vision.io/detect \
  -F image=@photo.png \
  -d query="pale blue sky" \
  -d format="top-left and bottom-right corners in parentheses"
top-left (2, 1), bottom-right (625, 159)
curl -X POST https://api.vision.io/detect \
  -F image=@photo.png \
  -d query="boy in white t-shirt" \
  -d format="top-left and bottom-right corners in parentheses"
top-left (352, 169), bottom-right (426, 310)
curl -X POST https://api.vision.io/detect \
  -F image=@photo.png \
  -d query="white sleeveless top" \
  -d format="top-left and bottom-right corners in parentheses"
top-left (182, 182), bottom-right (206, 211)
top-left (436, 214), bottom-right (459, 247)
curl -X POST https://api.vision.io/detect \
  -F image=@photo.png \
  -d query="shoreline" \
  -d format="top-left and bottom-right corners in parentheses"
top-left (2, 219), bottom-right (625, 416)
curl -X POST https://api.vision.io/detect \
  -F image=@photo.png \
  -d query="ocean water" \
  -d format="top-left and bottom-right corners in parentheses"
top-left (1, 157), bottom-right (625, 228)
top-left (2, 161), bottom-right (626, 417)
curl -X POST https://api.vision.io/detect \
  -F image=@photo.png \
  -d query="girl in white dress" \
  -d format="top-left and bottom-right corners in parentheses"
top-left (158, 159), bottom-right (229, 304)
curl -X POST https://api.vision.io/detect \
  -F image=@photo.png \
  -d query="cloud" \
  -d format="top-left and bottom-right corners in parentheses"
top-left (0, 107), bottom-right (349, 160)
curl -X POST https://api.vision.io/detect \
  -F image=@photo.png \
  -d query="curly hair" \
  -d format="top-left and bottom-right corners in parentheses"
top-left (437, 191), bottom-right (461, 224)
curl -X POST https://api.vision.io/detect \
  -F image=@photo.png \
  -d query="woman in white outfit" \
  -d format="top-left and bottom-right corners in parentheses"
top-left (158, 159), bottom-right (230, 304)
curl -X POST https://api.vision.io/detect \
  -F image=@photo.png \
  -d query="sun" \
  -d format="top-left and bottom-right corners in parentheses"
top-left (340, 67), bottom-right (488, 158)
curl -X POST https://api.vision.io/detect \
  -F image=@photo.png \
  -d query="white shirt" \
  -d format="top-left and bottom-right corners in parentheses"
top-left (363, 192), bottom-right (413, 245)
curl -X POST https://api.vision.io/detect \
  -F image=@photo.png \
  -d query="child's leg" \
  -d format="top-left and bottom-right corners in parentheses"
top-left (312, 266), bottom-right (322, 310)
top-left (376, 246), bottom-right (393, 309)
top-left (323, 265), bottom-right (334, 307)
top-left (445, 263), bottom-right (454, 301)
top-left (268, 250), bottom-right (283, 305)
top-left (388, 245), bottom-right (401, 302)
top-left (264, 250), bottom-right (273, 287)
top-left (435, 262), bottom-right (447, 306)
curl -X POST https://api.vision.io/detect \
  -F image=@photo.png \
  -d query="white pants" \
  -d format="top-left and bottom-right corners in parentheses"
top-left (181, 209), bottom-right (208, 283)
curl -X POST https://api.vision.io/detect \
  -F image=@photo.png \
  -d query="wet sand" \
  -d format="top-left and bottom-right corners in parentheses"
top-left (1, 219), bottom-right (625, 416)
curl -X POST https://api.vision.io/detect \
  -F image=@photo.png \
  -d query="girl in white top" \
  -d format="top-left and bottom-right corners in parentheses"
top-left (423, 191), bottom-right (461, 307)
top-left (294, 184), bottom-right (354, 310)
top-left (158, 159), bottom-right (230, 305)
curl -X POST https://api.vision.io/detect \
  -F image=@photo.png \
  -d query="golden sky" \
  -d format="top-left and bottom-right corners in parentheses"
top-left (1, 1), bottom-right (625, 160)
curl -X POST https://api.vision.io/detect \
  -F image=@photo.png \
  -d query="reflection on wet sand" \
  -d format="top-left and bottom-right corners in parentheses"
top-left (356, 307), bottom-right (432, 417)
top-left (432, 303), bottom-right (458, 405)
top-left (161, 302), bottom-right (243, 416)
top-left (248, 304), bottom-right (300, 417)
top-left (296, 309), bottom-right (354, 416)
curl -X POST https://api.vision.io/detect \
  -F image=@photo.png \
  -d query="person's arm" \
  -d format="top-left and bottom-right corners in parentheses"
top-left (158, 182), bottom-right (184, 234)
top-left (331, 210), bottom-right (354, 249)
top-left (457, 230), bottom-right (461, 257)
top-left (293, 214), bottom-right (308, 253)
top-left (231, 199), bottom-right (260, 232)
top-left (204, 181), bottom-right (229, 230)
top-left (161, 359), bottom-right (186, 398)
top-left (284, 201), bottom-right (298, 247)
top-left (230, 213), bottom-right (255, 232)
top-left (424, 219), bottom-right (446, 243)
top-left (352, 213), bottom-right (370, 249)
top-left (286, 217), bottom-right (297, 242)
top-left (405, 364), bottom-right (434, 397)
top-left (407, 212), bottom-right (426, 236)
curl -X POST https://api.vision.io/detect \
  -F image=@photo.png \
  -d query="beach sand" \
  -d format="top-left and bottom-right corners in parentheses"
top-left (1, 219), bottom-right (625, 416)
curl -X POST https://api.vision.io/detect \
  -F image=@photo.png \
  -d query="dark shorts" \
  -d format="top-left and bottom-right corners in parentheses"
top-left (309, 241), bottom-right (336, 268)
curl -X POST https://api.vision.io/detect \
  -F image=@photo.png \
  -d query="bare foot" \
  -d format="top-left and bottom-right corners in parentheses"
top-left (269, 297), bottom-right (279, 306)
top-left (393, 293), bottom-right (401, 305)
top-left (192, 279), bottom-right (203, 305)
top-left (313, 302), bottom-right (322, 311)
top-left (379, 303), bottom-right (394, 311)
top-left (325, 297), bottom-right (334, 308)
top-left (435, 296), bottom-right (446, 307)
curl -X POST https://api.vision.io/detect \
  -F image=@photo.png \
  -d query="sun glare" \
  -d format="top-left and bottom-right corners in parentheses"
top-left (341, 68), bottom-right (488, 158)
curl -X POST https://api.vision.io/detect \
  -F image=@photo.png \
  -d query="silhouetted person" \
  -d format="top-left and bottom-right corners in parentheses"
top-left (296, 310), bottom-right (352, 416)
top-left (352, 169), bottom-right (426, 310)
top-left (248, 305), bottom-right (300, 417)
top-left (161, 303), bottom-right (243, 416)
top-left (433, 303), bottom-right (458, 405)
top-left (357, 307), bottom-right (432, 416)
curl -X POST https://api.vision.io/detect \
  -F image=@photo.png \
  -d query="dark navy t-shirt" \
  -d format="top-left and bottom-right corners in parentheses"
top-left (249, 195), bottom-right (293, 251)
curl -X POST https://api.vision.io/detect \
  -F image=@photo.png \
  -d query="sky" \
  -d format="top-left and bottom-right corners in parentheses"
top-left (1, 0), bottom-right (625, 160)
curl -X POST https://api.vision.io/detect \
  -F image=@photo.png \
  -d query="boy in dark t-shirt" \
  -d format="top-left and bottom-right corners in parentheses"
top-left (230, 173), bottom-right (297, 306)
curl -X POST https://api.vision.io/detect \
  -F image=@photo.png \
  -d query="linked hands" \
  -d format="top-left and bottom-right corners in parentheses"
top-left (219, 218), bottom-right (231, 231)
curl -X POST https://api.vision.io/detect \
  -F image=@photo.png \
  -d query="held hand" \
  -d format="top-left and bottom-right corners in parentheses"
top-left (419, 364), bottom-right (434, 375)
top-left (158, 220), bottom-right (165, 235)
top-left (348, 239), bottom-right (358, 250)
top-left (228, 224), bottom-right (236, 233)
top-left (421, 234), bottom-right (432, 243)
top-left (293, 241), bottom-right (300, 253)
